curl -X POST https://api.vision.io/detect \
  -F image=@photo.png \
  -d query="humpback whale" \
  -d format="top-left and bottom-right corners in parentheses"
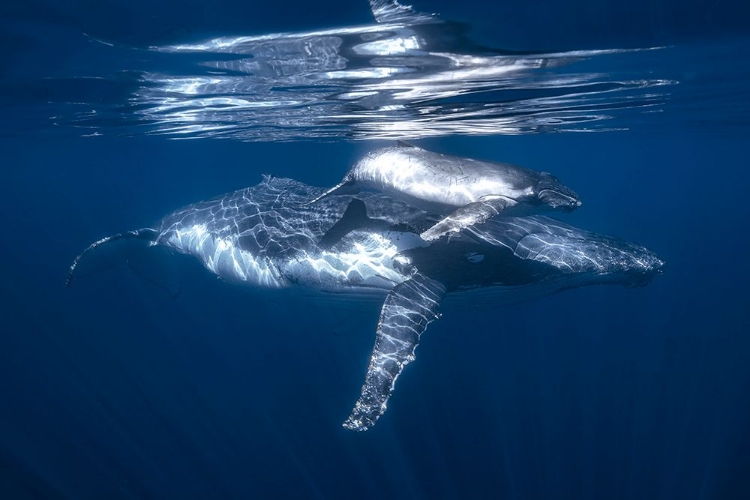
top-left (310, 142), bottom-right (582, 241)
top-left (68, 177), bottom-right (661, 431)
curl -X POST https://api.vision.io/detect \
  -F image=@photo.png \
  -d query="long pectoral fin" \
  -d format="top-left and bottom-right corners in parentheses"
top-left (344, 274), bottom-right (446, 431)
top-left (420, 196), bottom-right (511, 242)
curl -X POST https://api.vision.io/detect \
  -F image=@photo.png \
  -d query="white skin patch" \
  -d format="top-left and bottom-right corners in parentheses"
top-left (167, 224), bottom-right (283, 288)
top-left (351, 147), bottom-right (533, 211)
top-left (166, 225), bottom-right (409, 292)
top-left (281, 233), bottom-right (409, 291)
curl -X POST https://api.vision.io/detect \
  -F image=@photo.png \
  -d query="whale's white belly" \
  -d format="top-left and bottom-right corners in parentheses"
top-left (165, 224), bottom-right (285, 288)
top-left (164, 224), bottom-right (412, 292)
top-left (280, 232), bottom-right (412, 292)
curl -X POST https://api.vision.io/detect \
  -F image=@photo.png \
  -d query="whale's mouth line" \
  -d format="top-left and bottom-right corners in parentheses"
top-left (537, 189), bottom-right (582, 210)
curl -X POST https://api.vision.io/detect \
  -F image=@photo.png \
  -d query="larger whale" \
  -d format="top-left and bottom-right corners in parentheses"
top-left (68, 177), bottom-right (662, 431)
top-left (310, 142), bottom-right (582, 241)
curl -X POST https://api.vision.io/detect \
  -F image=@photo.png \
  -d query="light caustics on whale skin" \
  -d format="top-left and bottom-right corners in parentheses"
top-left (150, 177), bottom-right (663, 300)
top-left (156, 178), bottom-right (662, 431)
top-left (156, 178), bottom-right (421, 293)
top-left (154, 177), bottom-right (663, 300)
top-left (464, 217), bottom-right (664, 281)
top-left (344, 273), bottom-right (446, 431)
top-left (153, 177), bottom-right (663, 296)
top-left (166, 223), bottom-right (410, 290)
top-left (149, 177), bottom-right (664, 432)
top-left (68, 177), bottom-right (663, 431)
top-left (56, 1), bottom-right (675, 141)
top-left (165, 223), bottom-right (286, 288)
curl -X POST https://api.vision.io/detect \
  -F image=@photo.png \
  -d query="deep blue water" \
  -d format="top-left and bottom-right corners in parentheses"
top-left (2, 1), bottom-right (750, 499)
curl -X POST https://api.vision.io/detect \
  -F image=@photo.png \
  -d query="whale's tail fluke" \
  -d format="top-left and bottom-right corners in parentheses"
top-left (67, 228), bottom-right (159, 287)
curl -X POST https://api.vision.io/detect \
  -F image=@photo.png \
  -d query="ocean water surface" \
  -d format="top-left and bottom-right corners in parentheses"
top-left (1, 0), bottom-right (750, 498)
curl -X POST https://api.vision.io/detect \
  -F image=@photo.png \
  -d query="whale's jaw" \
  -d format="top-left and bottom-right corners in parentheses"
top-left (536, 172), bottom-right (582, 212)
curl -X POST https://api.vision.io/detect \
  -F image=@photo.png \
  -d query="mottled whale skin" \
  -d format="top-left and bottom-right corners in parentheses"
top-left (69, 177), bottom-right (661, 431)
top-left (311, 142), bottom-right (582, 241)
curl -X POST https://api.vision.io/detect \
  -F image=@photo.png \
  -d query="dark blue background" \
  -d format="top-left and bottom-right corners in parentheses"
top-left (3, 0), bottom-right (750, 46)
top-left (2, 1), bottom-right (750, 499)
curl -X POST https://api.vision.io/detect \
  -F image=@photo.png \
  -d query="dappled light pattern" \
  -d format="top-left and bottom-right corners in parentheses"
top-left (69, 176), bottom-right (663, 430)
top-left (155, 177), bottom-right (429, 291)
top-left (462, 216), bottom-right (664, 288)
top-left (344, 274), bottom-right (446, 431)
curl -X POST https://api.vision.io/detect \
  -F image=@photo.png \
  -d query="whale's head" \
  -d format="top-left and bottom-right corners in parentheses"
top-left (535, 172), bottom-right (582, 212)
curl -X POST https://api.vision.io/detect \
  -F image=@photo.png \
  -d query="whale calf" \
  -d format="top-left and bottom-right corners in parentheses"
top-left (310, 142), bottom-right (582, 241)
top-left (69, 177), bottom-right (661, 431)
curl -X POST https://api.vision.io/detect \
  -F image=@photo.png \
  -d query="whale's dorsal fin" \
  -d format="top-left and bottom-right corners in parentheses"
top-left (396, 140), bottom-right (418, 148)
top-left (344, 273), bottom-right (446, 431)
top-left (420, 195), bottom-right (512, 242)
top-left (369, 0), bottom-right (436, 24)
top-left (320, 198), bottom-right (388, 248)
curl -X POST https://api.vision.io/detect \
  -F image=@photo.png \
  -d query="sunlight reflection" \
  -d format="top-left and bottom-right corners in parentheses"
top-left (58, 2), bottom-right (674, 141)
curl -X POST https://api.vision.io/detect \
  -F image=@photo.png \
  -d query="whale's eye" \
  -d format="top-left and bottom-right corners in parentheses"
top-left (466, 252), bottom-right (484, 263)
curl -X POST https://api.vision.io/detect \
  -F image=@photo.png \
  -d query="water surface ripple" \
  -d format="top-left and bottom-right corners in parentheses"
top-left (56, 1), bottom-right (674, 141)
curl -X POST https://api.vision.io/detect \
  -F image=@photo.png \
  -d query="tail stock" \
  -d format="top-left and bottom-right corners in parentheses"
top-left (67, 228), bottom-right (159, 287)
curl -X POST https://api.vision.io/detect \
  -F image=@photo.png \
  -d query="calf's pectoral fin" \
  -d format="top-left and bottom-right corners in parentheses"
top-left (343, 273), bottom-right (446, 431)
top-left (420, 196), bottom-right (511, 241)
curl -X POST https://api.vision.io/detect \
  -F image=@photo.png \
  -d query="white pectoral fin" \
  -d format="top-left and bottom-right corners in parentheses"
top-left (420, 196), bottom-right (511, 241)
top-left (343, 273), bottom-right (446, 431)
